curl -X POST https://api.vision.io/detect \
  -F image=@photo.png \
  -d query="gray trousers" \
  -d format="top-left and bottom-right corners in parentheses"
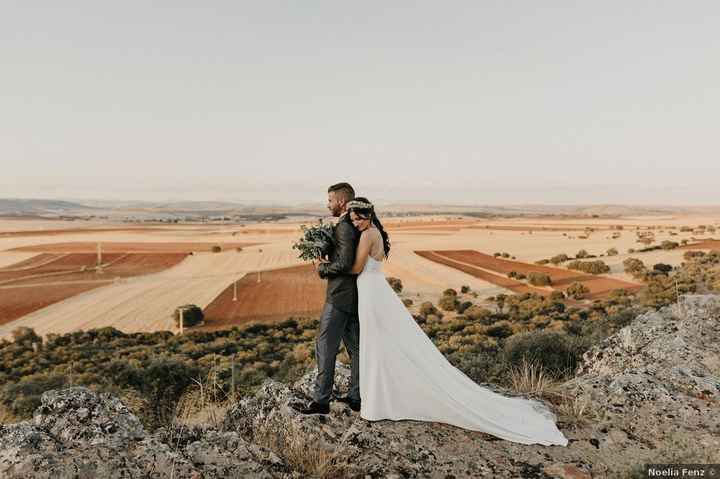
top-left (313, 302), bottom-right (360, 404)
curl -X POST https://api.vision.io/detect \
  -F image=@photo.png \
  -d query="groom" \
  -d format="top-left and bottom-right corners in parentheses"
top-left (298, 182), bottom-right (361, 415)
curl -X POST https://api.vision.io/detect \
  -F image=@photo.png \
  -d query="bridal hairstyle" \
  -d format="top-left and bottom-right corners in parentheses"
top-left (348, 197), bottom-right (391, 258)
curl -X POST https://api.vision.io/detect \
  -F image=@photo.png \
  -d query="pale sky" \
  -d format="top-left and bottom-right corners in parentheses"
top-left (2, 1), bottom-right (719, 204)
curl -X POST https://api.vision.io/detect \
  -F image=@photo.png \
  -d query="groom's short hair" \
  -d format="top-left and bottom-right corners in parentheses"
top-left (328, 182), bottom-right (355, 202)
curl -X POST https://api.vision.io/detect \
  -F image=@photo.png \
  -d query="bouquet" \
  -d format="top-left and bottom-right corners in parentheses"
top-left (292, 222), bottom-right (335, 261)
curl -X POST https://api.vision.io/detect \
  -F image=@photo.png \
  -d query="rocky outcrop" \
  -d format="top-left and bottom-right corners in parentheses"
top-left (1, 295), bottom-right (719, 478)
top-left (0, 388), bottom-right (283, 478)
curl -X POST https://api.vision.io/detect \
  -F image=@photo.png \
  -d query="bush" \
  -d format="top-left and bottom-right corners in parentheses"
top-left (460, 285), bottom-right (471, 294)
top-left (486, 321), bottom-right (513, 338)
top-left (507, 271), bottom-right (526, 280)
top-left (661, 240), bottom-right (679, 250)
top-left (174, 304), bottom-right (204, 328)
top-left (535, 259), bottom-right (550, 265)
top-left (439, 295), bottom-right (460, 312)
top-left (402, 299), bottom-right (414, 308)
top-left (457, 301), bottom-right (473, 314)
top-left (576, 249), bottom-right (590, 259)
top-left (386, 277), bottom-right (403, 293)
top-left (606, 248), bottom-right (618, 256)
top-left (442, 288), bottom-right (458, 297)
top-left (565, 282), bottom-right (590, 300)
top-left (549, 254), bottom-right (569, 265)
top-left (418, 302), bottom-right (439, 317)
top-left (566, 260), bottom-right (610, 275)
top-left (211, 245), bottom-right (223, 253)
top-left (623, 258), bottom-right (646, 278)
top-left (502, 331), bottom-right (582, 379)
top-left (527, 272), bottom-right (552, 286)
top-left (464, 305), bottom-right (492, 322)
top-left (653, 263), bottom-right (673, 274)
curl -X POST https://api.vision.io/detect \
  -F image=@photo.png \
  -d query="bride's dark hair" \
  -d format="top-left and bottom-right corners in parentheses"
top-left (348, 197), bottom-right (391, 258)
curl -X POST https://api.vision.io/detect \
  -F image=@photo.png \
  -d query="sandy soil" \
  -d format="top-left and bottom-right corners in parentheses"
top-left (200, 264), bottom-right (325, 330)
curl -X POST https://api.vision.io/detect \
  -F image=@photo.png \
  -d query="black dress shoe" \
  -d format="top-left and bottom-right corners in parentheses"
top-left (295, 401), bottom-right (330, 415)
top-left (335, 395), bottom-right (361, 412)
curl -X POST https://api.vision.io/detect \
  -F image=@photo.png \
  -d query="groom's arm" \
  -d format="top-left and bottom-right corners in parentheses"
top-left (318, 221), bottom-right (356, 279)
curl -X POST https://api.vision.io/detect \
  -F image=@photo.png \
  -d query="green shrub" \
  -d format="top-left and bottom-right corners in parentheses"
top-left (386, 277), bottom-right (403, 293)
top-left (566, 260), bottom-right (610, 275)
top-left (550, 254), bottom-right (569, 265)
top-left (457, 301), bottom-right (473, 314)
top-left (439, 295), bottom-right (460, 312)
top-left (211, 245), bottom-right (223, 253)
top-left (486, 321), bottom-right (513, 338)
top-left (502, 331), bottom-right (582, 379)
top-left (623, 258), bottom-right (646, 279)
top-left (460, 285), bottom-right (471, 294)
top-left (576, 249), bottom-right (590, 259)
top-left (174, 304), bottom-right (204, 328)
top-left (419, 302), bottom-right (439, 317)
top-left (443, 288), bottom-right (458, 297)
top-left (464, 305), bottom-right (492, 322)
top-left (661, 240), bottom-right (679, 250)
top-left (527, 272), bottom-right (552, 286)
top-left (565, 282), bottom-right (590, 300)
top-left (606, 248), bottom-right (618, 256)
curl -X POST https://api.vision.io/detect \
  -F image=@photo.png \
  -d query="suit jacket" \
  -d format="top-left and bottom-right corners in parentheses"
top-left (318, 213), bottom-right (361, 314)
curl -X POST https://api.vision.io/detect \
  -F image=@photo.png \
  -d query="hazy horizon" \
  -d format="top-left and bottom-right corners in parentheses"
top-left (3, 2), bottom-right (719, 204)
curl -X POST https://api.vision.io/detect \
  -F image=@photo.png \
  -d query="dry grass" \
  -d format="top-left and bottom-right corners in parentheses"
top-left (172, 365), bottom-right (232, 429)
top-left (554, 388), bottom-right (597, 426)
top-left (509, 358), bottom-right (560, 398)
top-left (253, 415), bottom-right (351, 479)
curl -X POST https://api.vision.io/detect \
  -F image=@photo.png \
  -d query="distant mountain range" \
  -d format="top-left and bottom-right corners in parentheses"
top-left (1, 198), bottom-right (718, 219)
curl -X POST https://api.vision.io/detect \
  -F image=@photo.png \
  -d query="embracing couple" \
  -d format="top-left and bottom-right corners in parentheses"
top-left (296, 182), bottom-right (568, 447)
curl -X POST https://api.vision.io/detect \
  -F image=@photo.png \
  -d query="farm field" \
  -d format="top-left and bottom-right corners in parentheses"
top-left (0, 252), bottom-right (188, 325)
top-left (11, 241), bottom-right (257, 253)
top-left (200, 264), bottom-right (325, 330)
top-left (417, 250), bottom-right (642, 300)
top-left (0, 212), bottom-right (718, 337)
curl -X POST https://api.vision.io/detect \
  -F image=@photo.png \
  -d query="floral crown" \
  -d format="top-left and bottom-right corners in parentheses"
top-left (347, 200), bottom-right (374, 210)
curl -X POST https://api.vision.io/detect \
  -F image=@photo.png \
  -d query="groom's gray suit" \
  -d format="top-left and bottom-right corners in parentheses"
top-left (315, 212), bottom-right (361, 404)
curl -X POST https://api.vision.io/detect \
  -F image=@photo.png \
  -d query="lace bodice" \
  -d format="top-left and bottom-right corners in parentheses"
top-left (361, 256), bottom-right (384, 274)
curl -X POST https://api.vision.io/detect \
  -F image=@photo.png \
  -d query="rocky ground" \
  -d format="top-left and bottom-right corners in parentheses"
top-left (1, 295), bottom-right (719, 478)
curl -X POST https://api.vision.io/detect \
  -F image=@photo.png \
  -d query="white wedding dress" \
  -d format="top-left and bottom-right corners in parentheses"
top-left (357, 255), bottom-right (569, 446)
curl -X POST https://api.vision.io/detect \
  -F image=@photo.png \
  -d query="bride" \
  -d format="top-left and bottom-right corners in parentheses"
top-left (345, 197), bottom-right (568, 447)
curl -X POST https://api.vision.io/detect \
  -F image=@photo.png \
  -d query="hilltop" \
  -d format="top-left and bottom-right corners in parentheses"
top-left (1, 295), bottom-right (718, 478)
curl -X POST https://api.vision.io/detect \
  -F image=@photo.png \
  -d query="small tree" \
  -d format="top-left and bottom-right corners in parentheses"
top-left (211, 245), bottom-right (223, 253)
top-left (606, 248), bottom-right (618, 256)
top-left (549, 254), bottom-right (569, 265)
top-left (576, 249), bottom-right (589, 259)
top-left (527, 272), bottom-right (552, 286)
top-left (565, 282), bottom-right (590, 300)
top-left (173, 304), bottom-right (204, 328)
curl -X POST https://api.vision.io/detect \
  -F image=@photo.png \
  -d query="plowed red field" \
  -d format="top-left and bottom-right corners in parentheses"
top-left (416, 250), bottom-right (641, 299)
top-left (0, 283), bottom-right (110, 326)
top-left (200, 264), bottom-right (326, 330)
top-left (680, 239), bottom-right (720, 250)
top-left (415, 251), bottom-right (551, 296)
top-left (0, 252), bottom-right (189, 324)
